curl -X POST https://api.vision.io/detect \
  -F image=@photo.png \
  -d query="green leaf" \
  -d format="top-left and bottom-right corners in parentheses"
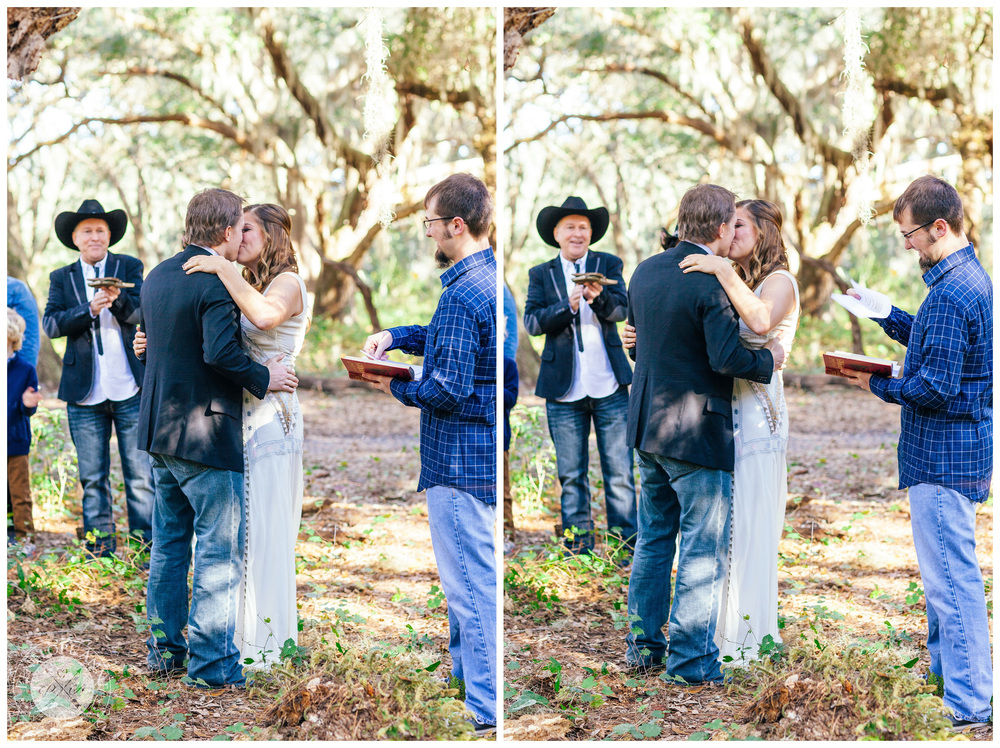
top-left (162, 725), bottom-right (183, 740)
top-left (639, 722), bottom-right (662, 737)
top-left (901, 657), bottom-right (919, 669)
top-left (424, 660), bottom-right (441, 672)
top-left (507, 690), bottom-right (549, 712)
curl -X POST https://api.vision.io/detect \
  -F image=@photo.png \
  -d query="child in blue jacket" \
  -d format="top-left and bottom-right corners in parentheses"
top-left (8, 307), bottom-right (42, 546)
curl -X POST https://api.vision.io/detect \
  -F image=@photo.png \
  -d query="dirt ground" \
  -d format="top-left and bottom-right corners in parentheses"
top-left (6, 386), bottom-right (472, 740)
top-left (503, 384), bottom-right (994, 741)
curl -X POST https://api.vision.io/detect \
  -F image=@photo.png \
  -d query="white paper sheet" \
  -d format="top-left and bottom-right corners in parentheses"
top-left (831, 278), bottom-right (892, 319)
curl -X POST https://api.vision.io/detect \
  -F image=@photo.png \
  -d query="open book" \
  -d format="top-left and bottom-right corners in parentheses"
top-left (831, 278), bottom-right (891, 319)
top-left (823, 351), bottom-right (900, 379)
top-left (341, 355), bottom-right (422, 383)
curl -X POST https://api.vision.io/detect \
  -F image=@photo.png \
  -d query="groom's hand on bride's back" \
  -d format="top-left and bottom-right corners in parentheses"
top-left (763, 337), bottom-right (786, 371)
top-left (265, 354), bottom-right (299, 392)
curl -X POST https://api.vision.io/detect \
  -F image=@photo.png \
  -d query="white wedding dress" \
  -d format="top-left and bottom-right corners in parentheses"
top-left (716, 269), bottom-right (799, 665)
top-left (234, 272), bottom-right (310, 669)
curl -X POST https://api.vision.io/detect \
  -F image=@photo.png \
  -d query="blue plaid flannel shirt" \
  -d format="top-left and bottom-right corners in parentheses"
top-left (387, 248), bottom-right (497, 504)
top-left (868, 244), bottom-right (993, 502)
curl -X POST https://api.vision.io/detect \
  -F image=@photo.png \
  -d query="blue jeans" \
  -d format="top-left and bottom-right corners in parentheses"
top-left (909, 484), bottom-right (992, 722)
top-left (145, 453), bottom-right (246, 687)
top-left (626, 450), bottom-right (731, 683)
top-left (546, 387), bottom-right (637, 552)
top-left (67, 393), bottom-right (154, 554)
top-left (426, 486), bottom-right (496, 725)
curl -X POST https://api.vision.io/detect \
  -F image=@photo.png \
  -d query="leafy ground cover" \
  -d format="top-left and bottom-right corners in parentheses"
top-left (7, 387), bottom-right (487, 741)
top-left (504, 384), bottom-right (993, 741)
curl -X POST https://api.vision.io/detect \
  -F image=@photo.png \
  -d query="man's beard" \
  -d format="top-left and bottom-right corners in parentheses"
top-left (435, 248), bottom-right (453, 268)
top-left (919, 232), bottom-right (938, 273)
top-left (435, 226), bottom-right (454, 268)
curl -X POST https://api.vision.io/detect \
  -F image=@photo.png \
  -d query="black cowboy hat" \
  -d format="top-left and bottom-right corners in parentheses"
top-left (536, 196), bottom-right (610, 248)
top-left (54, 199), bottom-right (128, 250)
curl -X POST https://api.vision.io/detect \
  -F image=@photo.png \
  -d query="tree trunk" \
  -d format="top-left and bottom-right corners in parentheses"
top-left (7, 7), bottom-right (81, 81)
top-left (503, 7), bottom-right (556, 73)
top-left (313, 262), bottom-right (360, 321)
top-left (314, 258), bottom-right (382, 329)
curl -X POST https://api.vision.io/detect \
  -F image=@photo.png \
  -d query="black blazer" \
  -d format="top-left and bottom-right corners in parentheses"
top-left (137, 246), bottom-right (269, 473)
top-left (626, 241), bottom-right (773, 471)
top-left (523, 251), bottom-right (632, 401)
top-left (42, 251), bottom-right (145, 403)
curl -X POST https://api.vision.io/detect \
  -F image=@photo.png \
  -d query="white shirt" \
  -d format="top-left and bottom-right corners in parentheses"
top-left (557, 251), bottom-right (619, 403)
top-left (77, 255), bottom-right (140, 405)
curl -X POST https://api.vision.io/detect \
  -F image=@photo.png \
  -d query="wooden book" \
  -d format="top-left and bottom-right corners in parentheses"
top-left (341, 355), bottom-right (421, 382)
top-left (86, 277), bottom-right (135, 289)
top-left (823, 351), bottom-right (900, 379)
top-left (570, 272), bottom-right (618, 285)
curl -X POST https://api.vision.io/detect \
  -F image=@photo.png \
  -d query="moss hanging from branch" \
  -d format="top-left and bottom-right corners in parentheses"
top-left (840, 8), bottom-right (874, 227)
top-left (359, 8), bottom-right (395, 229)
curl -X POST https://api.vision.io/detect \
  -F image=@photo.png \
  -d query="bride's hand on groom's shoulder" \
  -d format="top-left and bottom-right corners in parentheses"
top-left (182, 255), bottom-right (229, 275)
top-left (679, 254), bottom-right (728, 276)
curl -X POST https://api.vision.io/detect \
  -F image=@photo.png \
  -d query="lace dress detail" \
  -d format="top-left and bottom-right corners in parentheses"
top-left (716, 270), bottom-right (799, 665)
top-left (234, 272), bottom-right (310, 670)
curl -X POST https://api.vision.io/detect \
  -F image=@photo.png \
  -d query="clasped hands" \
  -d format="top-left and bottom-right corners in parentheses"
top-left (569, 281), bottom-right (603, 313)
top-left (90, 286), bottom-right (120, 316)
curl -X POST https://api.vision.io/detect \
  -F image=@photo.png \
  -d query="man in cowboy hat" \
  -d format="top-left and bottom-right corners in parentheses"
top-left (523, 196), bottom-right (637, 558)
top-left (42, 199), bottom-right (153, 558)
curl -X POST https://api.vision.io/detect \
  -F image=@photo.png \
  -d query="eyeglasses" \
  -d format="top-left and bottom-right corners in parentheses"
top-left (901, 220), bottom-right (936, 239)
top-left (422, 216), bottom-right (458, 230)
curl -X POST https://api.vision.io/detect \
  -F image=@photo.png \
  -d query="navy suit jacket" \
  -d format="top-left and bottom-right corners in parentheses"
top-left (42, 251), bottom-right (145, 403)
top-left (626, 241), bottom-right (773, 471)
top-left (137, 246), bottom-right (269, 473)
top-left (523, 250), bottom-right (632, 401)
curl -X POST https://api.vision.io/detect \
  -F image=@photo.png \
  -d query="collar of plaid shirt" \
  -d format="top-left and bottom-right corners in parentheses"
top-left (440, 247), bottom-right (494, 289)
top-left (921, 243), bottom-right (975, 288)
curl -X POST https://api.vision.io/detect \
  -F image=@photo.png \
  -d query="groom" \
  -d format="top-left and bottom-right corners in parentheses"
top-left (139, 188), bottom-right (297, 687)
top-left (624, 184), bottom-right (784, 683)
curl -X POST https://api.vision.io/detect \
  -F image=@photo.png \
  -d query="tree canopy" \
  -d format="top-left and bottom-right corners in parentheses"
top-left (8, 7), bottom-right (495, 333)
top-left (504, 7), bottom-right (992, 326)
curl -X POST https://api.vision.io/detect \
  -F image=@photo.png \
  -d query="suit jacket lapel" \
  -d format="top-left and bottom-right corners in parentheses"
top-left (69, 261), bottom-right (87, 305)
top-left (106, 252), bottom-right (120, 280)
top-left (548, 256), bottom-right (566, 300)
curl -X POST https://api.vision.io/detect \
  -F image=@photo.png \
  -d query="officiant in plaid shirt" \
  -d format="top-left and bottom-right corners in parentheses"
top-left (362, 173), bottom-right (497, 735)
top-left (844, 176), bottom-right (992, 732)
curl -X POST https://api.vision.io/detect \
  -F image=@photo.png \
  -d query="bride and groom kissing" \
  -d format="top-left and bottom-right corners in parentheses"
top-left (624, 184), bottom-right (788, 683)
top-left (138, 188), bottom-right (305, 687)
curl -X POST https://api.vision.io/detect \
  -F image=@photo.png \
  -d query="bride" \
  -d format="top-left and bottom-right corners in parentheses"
top-left (625, 199), bottom-right (798, 665)
top-left (137, 203), bottom-right (309, 670)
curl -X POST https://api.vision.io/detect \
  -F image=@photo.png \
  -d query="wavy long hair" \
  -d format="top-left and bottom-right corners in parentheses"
top-left (734, 199), bottom-right (789, 290)
top-left (241, 204), bottom-right (298, 292)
